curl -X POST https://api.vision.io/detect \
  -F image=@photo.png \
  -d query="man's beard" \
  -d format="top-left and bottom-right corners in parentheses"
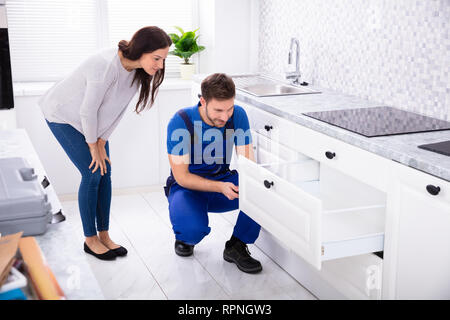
top-left (205, 105), bottom-right (226, 127)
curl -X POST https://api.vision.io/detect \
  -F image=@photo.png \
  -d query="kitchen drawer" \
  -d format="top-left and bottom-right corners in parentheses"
top-left (256, 227), bottom-right (383, 299)
top-left (252, 130), bottom-right (320, 182)
top-left (240, 101), bottom-right (391, 192)
top-left (238, 154), bottom-right (386, 270)
top-left (295, 131), bottom-right (392, 193)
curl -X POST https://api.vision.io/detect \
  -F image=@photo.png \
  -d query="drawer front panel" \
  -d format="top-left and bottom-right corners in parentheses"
top-left (393, 161), bottom-right (450, 202)
top-left (305, 134), bottom-right (391, 193)
top-left (238, 156), bottom-right (322, 269)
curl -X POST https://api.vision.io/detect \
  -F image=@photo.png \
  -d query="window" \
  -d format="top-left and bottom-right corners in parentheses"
top-left (6, 0), bottom-right (196, 82)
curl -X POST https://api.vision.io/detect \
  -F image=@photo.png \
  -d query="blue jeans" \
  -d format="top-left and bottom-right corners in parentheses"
top-left (168, 170), bottom-right (261, 245)
top-left (46, 120), bottom-right (112, 237)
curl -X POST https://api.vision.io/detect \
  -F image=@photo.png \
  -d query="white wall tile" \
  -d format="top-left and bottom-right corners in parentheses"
top-left (259, 0), bottom-right (450, 120)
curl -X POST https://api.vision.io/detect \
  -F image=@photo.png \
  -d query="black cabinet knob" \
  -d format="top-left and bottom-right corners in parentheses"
top-left (264, 125), bottom-right (273, 132)
top-left (325, 151), bottom-right (336, 159)
top-left (426, 185), bottom-right (441, 196)
top-left (264, 180), bottom-right (274, 189)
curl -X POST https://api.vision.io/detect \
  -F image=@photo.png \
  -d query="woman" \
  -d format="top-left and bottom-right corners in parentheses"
top-left (39, 26), bottom-right (172, 261)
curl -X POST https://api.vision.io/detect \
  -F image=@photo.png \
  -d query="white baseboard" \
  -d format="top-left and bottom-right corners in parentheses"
top-left (58, 185), bottom-right (165, 202)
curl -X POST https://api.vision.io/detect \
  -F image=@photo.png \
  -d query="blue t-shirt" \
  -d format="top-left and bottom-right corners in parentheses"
top-left (167, 102), bottom-right (252, 176)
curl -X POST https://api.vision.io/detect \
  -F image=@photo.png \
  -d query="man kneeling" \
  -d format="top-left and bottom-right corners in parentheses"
top-left (165, 73), bottom-right (262, 273)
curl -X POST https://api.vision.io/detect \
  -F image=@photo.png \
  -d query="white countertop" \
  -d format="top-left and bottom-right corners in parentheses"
top-left (194, 74), bottom-right (450, 181)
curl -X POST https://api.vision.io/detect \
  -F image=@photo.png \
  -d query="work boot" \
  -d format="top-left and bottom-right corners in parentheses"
top-left (223, 236), bottom-right (262, 273)
top-left (175, 240), bottom-right (194, 257)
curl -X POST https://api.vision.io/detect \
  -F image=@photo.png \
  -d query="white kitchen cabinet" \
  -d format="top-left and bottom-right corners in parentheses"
top-left (384, 164), bottom-right (450, 299)
top-left (239, 131), bottom-right (386, 270)
top-left (239, 100), bottom-right (450, 299)
top-left (254, 227), bottom-right (383, 300)
top-left (191, 83), bottom-right (450, 299)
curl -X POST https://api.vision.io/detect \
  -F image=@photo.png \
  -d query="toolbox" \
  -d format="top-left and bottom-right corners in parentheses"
top-left (0, 157), bottom-right (52, 236)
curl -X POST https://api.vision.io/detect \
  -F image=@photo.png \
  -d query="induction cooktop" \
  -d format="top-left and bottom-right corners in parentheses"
top-left (418, 140), bottom-right (450, 156)
top-left (303, 106), bottom-right (450, 137)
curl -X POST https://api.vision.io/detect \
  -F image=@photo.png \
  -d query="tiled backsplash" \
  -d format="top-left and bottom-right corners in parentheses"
top-left (259, 0), bottom-right (450, 121)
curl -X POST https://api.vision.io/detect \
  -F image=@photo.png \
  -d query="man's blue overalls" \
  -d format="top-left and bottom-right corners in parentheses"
top-left (164, 105), bottom-right (261, 246)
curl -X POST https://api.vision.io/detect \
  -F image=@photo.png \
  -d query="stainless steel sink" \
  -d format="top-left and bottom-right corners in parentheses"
top-left (232, 75), bottom-right (321, 97)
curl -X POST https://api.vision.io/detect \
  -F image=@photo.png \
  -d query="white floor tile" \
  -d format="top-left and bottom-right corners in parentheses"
top-left (60, 190), bottom-right (317, 300)
top-left (60, 199), bottom-right (167, 300)
top-left (281, 283), bottom-right (317, 300)
top-left (109, 194), bottom-right (230, 300)
top-left (141, 191), bottom-right (172, 227)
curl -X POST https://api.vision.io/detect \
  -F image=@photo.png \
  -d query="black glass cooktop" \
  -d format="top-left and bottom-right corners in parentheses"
top-left (303, 106), bottom-right (450, 137)
top-left (418, 140), bottom-right (450, 156)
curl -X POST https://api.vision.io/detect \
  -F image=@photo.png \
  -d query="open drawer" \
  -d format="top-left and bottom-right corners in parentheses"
top-left (252, 129), bottom-right (322, 182)
top-left (237, 148), bottom-right (386, 270)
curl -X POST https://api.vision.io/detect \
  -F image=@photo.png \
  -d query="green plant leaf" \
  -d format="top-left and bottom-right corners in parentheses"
top-left (180, 31), bottom-right (195, 42)
top-left (178, 33), bottom-right (195, 51)
top-left (174, 26), bottom-right (184, 35)
top-left (169, 27), bottom-right (205, 61)
top-left (168, 33), bottom-right (180, 44)
top-left (168, 50), bottom-right (182, 59)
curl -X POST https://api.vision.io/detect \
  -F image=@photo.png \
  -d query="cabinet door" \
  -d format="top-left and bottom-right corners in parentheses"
top-left (390, 166), bottom-right (450, 299)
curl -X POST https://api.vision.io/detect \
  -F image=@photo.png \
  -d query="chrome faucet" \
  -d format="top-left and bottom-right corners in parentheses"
top-left (286, 37), bottom-right (301, 85)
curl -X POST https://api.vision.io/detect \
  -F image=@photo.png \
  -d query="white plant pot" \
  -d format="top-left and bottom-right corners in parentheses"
top-left (180, 63), bottom-right (196, 80)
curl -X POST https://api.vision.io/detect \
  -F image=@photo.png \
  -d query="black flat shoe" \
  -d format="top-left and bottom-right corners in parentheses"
top-left (175, 240), bottom-right (194, 257)
top-left (112, 246), bottom-right (128, 257)
top-left (84, 242), bottom-right (116, 261)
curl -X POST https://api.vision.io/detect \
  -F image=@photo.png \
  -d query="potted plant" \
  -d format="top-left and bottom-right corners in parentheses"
top-left (168, 26), bottom-right (205, 80)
